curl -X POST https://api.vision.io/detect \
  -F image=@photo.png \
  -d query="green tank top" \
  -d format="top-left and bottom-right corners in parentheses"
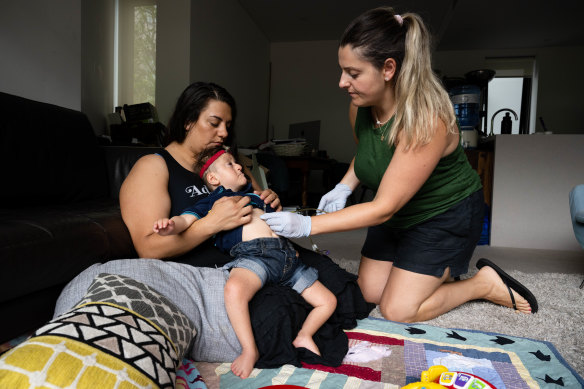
top-left (353, 107), bottom-right (482, 228)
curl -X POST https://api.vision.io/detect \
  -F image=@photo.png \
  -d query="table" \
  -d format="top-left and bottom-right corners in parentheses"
top-left (281, 156), bottom-right (335, 207)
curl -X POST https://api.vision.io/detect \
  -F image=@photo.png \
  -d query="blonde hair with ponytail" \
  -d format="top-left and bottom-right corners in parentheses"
top-left (341, 7), bottom-right (457, 149)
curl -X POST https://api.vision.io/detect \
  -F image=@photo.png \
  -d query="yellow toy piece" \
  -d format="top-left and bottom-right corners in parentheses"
top-left (401, 365), bottom-right (449, 389)
top-left (401, 383), bottom-right (445, 389)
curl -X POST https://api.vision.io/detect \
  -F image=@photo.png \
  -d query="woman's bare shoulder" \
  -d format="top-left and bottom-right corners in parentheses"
top-left (132, 153), bottom-right (167, 175)
top-left (121, 153), bottom-right (168, 193)
top-left (434, 116), bottom-right (459, 157)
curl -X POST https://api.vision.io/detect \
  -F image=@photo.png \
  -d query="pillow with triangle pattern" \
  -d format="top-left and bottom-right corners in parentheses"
top-left (0, 273), bottom-right (196, 389)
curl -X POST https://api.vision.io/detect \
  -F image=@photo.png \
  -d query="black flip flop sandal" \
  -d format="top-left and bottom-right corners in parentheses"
top-left (476, 258), bottom-right (538, 313)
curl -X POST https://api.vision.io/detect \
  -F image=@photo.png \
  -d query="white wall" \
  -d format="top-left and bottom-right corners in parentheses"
top-left (81, 0), bottom-right (115, 134)
top-left (536, 46), bottom-right (584, 135)
top-left (189, 0), bottom-right (270, 148)
top-left (155, 0), bottom-right (191, 126)
top-left (491, 135), bottom-right (584, 251)
top-left (270, 41), bottom-right (356, 163)
top-left (0, 0), bottom-right (81, 110)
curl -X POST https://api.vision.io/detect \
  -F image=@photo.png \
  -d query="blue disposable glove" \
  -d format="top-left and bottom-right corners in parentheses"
top-left (317, 183), bottom-right (352, 214)
top-left (260, 211), bottom-right (311, 238)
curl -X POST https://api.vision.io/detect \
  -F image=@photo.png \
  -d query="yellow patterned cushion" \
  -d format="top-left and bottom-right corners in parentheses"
top-left (0, 335), bottom-right (156, 388)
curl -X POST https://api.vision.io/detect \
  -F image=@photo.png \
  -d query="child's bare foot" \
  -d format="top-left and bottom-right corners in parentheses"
top-left (293, 333), bottom-right (321, 356)
top-left (231, 348), bottom-right (259, 379)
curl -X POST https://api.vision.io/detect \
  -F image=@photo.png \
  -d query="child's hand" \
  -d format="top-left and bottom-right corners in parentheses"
top-left (153, 218), bottom-right (175, 236)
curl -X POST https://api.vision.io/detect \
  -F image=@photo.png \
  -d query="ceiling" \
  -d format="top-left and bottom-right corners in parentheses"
top-left (237, 0), bottom-right (584, 51)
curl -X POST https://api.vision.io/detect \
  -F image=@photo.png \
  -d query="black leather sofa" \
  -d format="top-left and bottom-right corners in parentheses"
top-left (0, 92), bottom-right (161, 343)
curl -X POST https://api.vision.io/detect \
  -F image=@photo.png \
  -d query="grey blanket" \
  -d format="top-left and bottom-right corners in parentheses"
top-left (54, 258), bottom-right (241, 362)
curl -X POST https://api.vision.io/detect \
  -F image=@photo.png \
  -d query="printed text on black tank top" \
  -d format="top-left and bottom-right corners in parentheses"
top-left (186, 184), bottom-right (210, 197)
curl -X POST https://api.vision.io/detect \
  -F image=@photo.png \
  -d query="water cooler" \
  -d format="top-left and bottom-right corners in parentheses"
top-left (450, 84), bottom-right (480, 148)
top-left (464, 69), bottom-right (496, 137)
top-left (448, 69), bottom-right (496, 149)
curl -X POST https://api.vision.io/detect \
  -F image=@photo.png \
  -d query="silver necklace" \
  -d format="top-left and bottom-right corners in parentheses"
top-left (373, 107), bottom-right (392, 126)
top-left (373, 108), bottom-right (393, 141)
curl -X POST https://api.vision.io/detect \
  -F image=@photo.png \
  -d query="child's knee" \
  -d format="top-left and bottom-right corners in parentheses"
top-left (326, 291), bottom-right (337, 311)
top-left (315, 287), bottom-right (337, 313)
top-left (224, 277), bottom-right (245, 298)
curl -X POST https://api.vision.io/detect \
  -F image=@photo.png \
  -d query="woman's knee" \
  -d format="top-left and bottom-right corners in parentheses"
top-left (378, 300), bottom-right (418, 323)
top-left (357, 257), bottom-right (392, 304)
top-left (357, 277), bottom-right (381, 304)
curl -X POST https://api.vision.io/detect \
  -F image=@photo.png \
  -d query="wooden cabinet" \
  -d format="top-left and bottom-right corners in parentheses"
top-left (464, 149), bottom-right (494, 208)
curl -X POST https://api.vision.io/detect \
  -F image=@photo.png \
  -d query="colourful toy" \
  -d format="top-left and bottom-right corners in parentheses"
top-left (401, 365), bottom-right (496, 389)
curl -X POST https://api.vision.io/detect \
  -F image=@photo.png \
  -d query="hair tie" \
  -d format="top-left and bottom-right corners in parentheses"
top-left (199, 149), bottom-right (226, 178)
top-left (394, 14), bottom-right (403, 26)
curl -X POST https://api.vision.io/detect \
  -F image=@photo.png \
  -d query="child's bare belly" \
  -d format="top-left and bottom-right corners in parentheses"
top-left (242, 208), bottom-right (279, 241)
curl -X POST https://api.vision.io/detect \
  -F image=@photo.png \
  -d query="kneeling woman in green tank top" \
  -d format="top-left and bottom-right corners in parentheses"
top-left (261, 6), bottom-right (538, 322)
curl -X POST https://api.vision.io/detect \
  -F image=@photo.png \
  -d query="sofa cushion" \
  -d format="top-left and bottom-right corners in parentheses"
top-left (0, 92), bottom-right (109, 207)
top-left (0, 201), bottom-right (136, 305)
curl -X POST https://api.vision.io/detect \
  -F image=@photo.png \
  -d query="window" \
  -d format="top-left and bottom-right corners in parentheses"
top-left (487, 78), bottom-right (524, 134)
top-left (485, 57), bottom-right (537, 135)
top-left (115, 0), bottom-right (157, 108)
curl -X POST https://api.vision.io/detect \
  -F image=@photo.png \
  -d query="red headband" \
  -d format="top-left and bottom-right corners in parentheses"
top-left (199, 149), bottom-right (226, 178)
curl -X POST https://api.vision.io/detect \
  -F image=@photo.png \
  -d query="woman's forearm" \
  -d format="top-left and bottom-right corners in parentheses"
top-left (310, 199), bottom-right (394, 235)
top-left (136, 221), bottom-right (216, 259)
top-left (339, 158), bottom-right (360, 191)
top-left (132, 213), bottom-right (220, 259)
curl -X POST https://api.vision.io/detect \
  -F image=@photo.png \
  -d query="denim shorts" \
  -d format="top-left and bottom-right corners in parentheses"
top-left (361, 190), bottom-right (484, 278)
top-left (225, 237), bottom-right (318, 294)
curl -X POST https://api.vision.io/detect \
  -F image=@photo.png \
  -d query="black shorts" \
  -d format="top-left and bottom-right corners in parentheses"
top-left (361, 190), bottom-right (484, 278)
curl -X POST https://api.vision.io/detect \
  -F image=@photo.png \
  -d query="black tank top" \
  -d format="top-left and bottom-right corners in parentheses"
top-left (156, 149), bottom-right (229, 267)
top-left (156, 149), bottom-right (211, 216)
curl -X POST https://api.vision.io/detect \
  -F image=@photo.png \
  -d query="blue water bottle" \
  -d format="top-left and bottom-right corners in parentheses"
top-left (450, 85), bottom-right (481, 128)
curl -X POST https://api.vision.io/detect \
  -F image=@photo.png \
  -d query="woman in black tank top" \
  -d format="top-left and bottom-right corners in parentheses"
top-left (119, 82), bottom-right (282, 265)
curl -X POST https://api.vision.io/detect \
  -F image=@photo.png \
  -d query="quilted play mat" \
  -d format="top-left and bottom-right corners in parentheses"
top-left (203, 317), bottom-right (583, 389)
top-left (3, 317), bottom-right (583, 388)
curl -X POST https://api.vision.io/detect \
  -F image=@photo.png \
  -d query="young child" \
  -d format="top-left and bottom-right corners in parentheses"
top-left (153, 146), bottom-right (337, 379)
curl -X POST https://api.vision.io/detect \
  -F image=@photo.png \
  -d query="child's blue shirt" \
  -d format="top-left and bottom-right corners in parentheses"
top-left (181, 183), bottom-right (275, 253)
